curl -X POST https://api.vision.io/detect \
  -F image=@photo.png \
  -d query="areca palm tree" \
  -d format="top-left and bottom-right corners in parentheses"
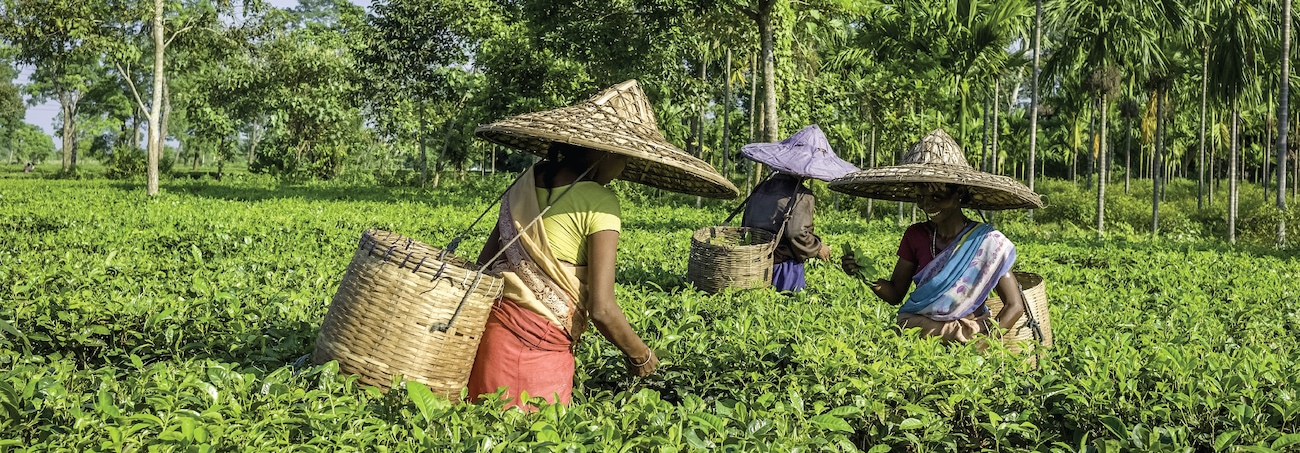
top-left (858, 0), bottom-right (1031, 151)
top-left (1046, 0), bottom-right (1183, 234)
top-left (1208, 1), bottom-right (1272, 243)
top-left (1028, 0), bottom-right (1043, 206)
top-left (1276, 0), bottom-right (1291, 246)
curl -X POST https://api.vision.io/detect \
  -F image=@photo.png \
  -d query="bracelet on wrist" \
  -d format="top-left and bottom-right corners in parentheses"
top-left (629, 349), bottom-right (654, 367)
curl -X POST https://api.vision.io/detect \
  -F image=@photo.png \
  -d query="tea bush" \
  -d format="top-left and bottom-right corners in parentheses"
top-left (1, 177), bottom-right (1298, 451)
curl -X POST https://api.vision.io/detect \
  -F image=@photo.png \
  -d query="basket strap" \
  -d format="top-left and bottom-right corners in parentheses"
top-left (766, 181), bottom-right (804, 253)
top-left (1016, 278), bottom-right (1045, 343)
top-left (722, 172), bottom-right (775, 226)
top-left (432, 158), bottom-right (604, 333)
top-left (440, 170), bottom-right (530, 259)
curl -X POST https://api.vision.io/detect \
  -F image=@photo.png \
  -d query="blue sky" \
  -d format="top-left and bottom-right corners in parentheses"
top-left (18, 0), bottom-right (371, 148)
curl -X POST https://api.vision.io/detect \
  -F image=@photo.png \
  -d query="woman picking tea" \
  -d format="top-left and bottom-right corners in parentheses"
top-left (468, 80), bottom-right (738, 408)
top-left (833, 130), bottom-right (1043, 343)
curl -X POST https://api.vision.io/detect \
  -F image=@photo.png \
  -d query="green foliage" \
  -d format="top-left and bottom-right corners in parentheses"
top-left (4, 123), bottom-right (53, 164)
top-left (2, 177), bottom-right (1298, 451)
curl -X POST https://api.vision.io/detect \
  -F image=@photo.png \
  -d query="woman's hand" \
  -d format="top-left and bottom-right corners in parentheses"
top-left (992, 272), bottom-right (1025, 330)
top-left (869, 278), bottom-right (891, 298)
top-left (625, 349), bottom-right (658, 377)
top-left (586, 229), bottom-right (659, 378)
top-left (817, 243), bottom-right (832, 261)
top-left (840, 250), bottom-right (862, 275)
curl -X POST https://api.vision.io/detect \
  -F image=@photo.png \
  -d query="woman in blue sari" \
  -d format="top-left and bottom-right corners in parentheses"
top-left (830, 130), bottom-right (1044, 343)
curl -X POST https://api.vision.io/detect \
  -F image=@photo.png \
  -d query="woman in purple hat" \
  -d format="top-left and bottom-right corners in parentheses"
top-left (740, 125), bottom-right (859, 292)
top-left (741, 172), bottom-right (831, 292)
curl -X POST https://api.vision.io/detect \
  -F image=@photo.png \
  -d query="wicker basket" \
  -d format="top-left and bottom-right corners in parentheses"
top-left (313, 229), bottom-right (503, 399)
top-left (985, 271), bottom-right (1052, 354)
top-left (686, 226), bottom-right (777, 294)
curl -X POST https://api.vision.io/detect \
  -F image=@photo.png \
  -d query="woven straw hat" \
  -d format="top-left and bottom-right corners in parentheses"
top-left (475, 80), bottom-right (739, 199)
top-left (829, 129), bottom-right (1043, 210)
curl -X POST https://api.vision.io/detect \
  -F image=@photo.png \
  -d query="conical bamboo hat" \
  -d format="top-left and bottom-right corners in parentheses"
top-left (829, 129), bottom-right (1043, 210)
top-left (475, 80), bottom-right (739, 199)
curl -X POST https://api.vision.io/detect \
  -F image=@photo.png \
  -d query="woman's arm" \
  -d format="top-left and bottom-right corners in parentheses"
top-left (870, 258), bottom-right (917, 305)
top-left (475, 226), bottom-right (503, 267)
top-left (585, 229), bottom-right (657, 376)
top-left (785, 193), bottom-right (829, 261)
top-left (991, 272), bottom-right (1025, 330)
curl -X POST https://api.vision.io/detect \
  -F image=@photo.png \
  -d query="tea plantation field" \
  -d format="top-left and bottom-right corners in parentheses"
top-left (2, 175), bottom-right (1299, 451)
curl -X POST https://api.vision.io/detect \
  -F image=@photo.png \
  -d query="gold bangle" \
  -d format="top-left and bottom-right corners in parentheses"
top-left (629, 349), bottom-right (654, 367)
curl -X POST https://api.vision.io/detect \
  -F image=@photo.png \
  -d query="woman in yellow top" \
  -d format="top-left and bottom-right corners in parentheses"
top-left (469, 143), bottom-right (656, 407)
top-left (468, 80), bottom-right (739, 408)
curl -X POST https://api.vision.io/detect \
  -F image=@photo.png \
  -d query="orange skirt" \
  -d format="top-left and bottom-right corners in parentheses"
top-left (467, 298), bottom-right (574, 409)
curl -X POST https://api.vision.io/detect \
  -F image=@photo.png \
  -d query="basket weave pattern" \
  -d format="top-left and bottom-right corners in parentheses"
top-left (686, 226), bottom-right (776, 293)
top-left (313, 230), bottom-right (503, 399)
top-left (829, 129), bottom-right (1043, 210)
top-left (985, 272), bottom-right (1053, 354)
top-left (476, 80), bottom-right (739, 199)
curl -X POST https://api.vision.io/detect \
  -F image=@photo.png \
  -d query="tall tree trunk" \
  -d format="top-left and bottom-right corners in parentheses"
top-left (746, 51), bottom-right (759, 193)
top-left (1211, 112), bottom-right (1217, 206)
top-left (1153, 88), bottom-right (1165, 235)
top-left (722, 48), bottom-right (732, 179)
top-left (419, 102), bottom-right (428, 185)
top-left (1097, 95), bottom-right (1109, 233)
top-left (1278, 0), bottom-right (1291, 246)
top-left (1230, 101), bottom-right (1240, 243)
top-left (694, 57), bottom-right (707, 157)
top-left (1029, 0), bottom-right (1042, 196)
top-left (1087, 102), bottom-right (1096, 190)
top-left (132, 107), bottom-right (141, 150)
top-left (899, 144), bottom-right (906, 225)
top-left (432, 116), bottom-right (455, 188)
top-left (1199, 40), bottom-right (1210, 209)
top-left (1265, 116), bottom-right (1273, 195)
top-left (981, 96), bottom-right (990, 171)
top-left (162, 81), bottom-right (172, 162)
top-left (217, 138), bottom-right (225, 180)
top-left (1125, 117), bottom-right (1132, 193)
top-left (867, 126), bottom-right (876, 220)
top-left (993, 78), bottom-right (1000, 175)
top-left (1071, 144), bottom-right (1078, 183)
top-left (757, 0), bottom-right (778, 143)
top-left (247, 122), bottom-right (261, 165)
top-left (146, 0), bottom-right (164, 195)
top-left (59, 89), bottom-right (75, 172)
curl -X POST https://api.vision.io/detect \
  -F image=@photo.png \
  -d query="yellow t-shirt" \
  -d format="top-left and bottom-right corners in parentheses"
top-left (535, 182), bottom-right (621, 265)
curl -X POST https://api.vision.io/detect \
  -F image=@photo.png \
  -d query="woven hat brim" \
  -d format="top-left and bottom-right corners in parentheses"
top-left (829, 164), bottom-right (1044, 210)
top-left (476, 123), bottom-right (739, 199)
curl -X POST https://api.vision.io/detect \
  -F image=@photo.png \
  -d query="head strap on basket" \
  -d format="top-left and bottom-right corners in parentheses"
top-left (431, 157), bottom-right (605, 332)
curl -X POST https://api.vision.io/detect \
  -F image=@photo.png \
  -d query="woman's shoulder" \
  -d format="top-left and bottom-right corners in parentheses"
top-left (571, 182), bottom-right (620, 209)
top-left (904, 222), bottom-right (932, 234)
top-left (572, 181), bottom-right (616, 196)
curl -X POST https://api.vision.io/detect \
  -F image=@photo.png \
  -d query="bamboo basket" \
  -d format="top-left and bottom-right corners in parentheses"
top-left (686, 226), bottom-right (777, 294)
top-left (985, 271), bottom-right (1052, 354)
top-left (313, 229), bottom-right (503, 399)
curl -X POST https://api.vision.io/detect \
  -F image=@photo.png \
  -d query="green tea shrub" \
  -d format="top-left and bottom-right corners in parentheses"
top-left (3, 178), bottom-right (1299, 452)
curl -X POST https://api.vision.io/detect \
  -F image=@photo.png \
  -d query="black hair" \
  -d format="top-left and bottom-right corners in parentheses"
top-left (543, 142), bottom-right (599, 188)
top-left (943, 183), bottom-right (973, 204)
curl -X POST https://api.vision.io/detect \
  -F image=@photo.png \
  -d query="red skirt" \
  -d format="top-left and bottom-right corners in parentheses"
top-left (467, 298), bottom-right (575, 409)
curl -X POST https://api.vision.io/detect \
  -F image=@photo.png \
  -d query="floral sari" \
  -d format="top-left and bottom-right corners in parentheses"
top-left (898, 222), bottom-right (1016, 323)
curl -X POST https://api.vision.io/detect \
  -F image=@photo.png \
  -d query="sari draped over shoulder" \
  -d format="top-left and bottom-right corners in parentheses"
top-left (468, 166), bottom-right (595, 409)
top-left (489, 166), bottom-right (591, 340)
top-left (898, 222), bottom-right (1016, 322)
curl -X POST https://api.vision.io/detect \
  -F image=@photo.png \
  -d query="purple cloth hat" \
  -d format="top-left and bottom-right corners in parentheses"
top-left (741, 125), bottom-right (859, 182)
